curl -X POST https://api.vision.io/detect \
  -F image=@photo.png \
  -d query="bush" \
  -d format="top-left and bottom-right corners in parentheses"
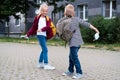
top-left (81, 16), bottom-right (120, 44)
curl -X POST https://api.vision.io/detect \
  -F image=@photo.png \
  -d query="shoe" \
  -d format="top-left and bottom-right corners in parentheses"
top-left (44, 65), bottom-right (55, 70)
top-left (37, 63), bottom-right (44, 68)
top-left (72, 73), bottom-right (83, 79)
top-left (62, 71), bottom-right (73, 76)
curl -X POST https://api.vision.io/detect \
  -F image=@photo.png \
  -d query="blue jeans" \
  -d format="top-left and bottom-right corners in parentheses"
top-left (68, 46), bottom-right (83, 74)
top-left (37, 35), bottom-right (48, 64)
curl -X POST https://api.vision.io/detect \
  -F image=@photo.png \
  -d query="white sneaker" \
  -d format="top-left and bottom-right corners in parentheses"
top-left (62, 71), bottom-right (73, 76)
top-left (72, 73), bottom-right (83, 79)
top-left (44, 65), bottom-right (55, 70)
top-left (37, 63), bottom-right (44, 68)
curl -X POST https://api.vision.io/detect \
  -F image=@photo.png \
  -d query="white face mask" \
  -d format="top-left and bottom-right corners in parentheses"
top-left (93, 33), bottom-right (99, 41)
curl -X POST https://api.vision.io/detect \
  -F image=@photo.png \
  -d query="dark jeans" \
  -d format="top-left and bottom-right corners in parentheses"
top-left (68, 46), bottom-right (83, 74)
top-left (37, 35), bottom-right (48, 64)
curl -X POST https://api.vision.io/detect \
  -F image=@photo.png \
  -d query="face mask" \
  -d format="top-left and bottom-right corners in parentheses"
top-left (93, 33), bottom-right (99, 41)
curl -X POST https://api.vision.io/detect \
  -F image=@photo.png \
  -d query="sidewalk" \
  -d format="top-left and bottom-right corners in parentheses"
top-left (0, 42), bottom-right (120, 80)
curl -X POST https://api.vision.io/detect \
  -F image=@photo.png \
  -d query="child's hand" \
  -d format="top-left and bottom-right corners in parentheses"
top-left (37, 29), bottom-right (41, 32)
top-left (20, 35), bottom-right (29, 40)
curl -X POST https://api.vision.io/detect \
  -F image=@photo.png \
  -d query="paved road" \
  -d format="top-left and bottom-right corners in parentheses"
top-left (0, 42), bottom-right (120, 80)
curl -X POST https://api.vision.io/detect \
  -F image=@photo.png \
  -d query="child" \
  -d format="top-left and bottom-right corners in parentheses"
top-left (24, 3), bottom-right (55, 70)
top-left (56, 4), bottom-right (99, 79)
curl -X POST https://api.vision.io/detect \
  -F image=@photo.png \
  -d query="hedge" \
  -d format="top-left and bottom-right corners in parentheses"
top-left (81, 16), bottom-right (120, 44)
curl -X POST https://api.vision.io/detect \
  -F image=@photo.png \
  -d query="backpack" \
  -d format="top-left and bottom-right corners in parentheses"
top-left (57, 17), bottom-right (75, 46)
top-left (46, 16), bottom-right (56, 40)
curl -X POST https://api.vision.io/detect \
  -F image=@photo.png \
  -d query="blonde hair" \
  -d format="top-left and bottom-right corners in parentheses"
top-left (64, 4), bottom-right (75, 17)
top-left (38, 3), bottom-right (48, 15)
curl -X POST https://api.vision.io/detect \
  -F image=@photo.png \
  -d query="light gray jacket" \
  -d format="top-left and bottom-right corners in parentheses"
top-left (68, 17), bottom-right (90, 47)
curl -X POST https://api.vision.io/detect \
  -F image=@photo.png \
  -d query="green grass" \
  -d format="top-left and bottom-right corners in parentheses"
top-left (0, 37), bottom-right (31, 43)
top-left (83, 42), bottom-right (120, 51)
top-left (0, 37), bottom-right (64, 46)
top-left (0, 37), bottom-right (120, 51)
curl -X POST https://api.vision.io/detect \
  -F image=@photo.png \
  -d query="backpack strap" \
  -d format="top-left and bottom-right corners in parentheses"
top-left (46, 16), bottom-right (50, 21)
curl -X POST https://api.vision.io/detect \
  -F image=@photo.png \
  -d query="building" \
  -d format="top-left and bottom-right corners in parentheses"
top-left (0, 0), bottom-right (120, 37)
top-left (0, 13), bottom-right (25, 37)
top-left (73, 0), bottom-right (120, 20)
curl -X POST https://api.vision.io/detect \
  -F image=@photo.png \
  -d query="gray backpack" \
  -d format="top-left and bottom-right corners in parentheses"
top-left (57, 17), bottom-right (75, 45)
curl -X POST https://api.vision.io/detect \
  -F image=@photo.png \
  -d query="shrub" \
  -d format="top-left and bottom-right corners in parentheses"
top-left (81, 16), bottom-right (120, 44)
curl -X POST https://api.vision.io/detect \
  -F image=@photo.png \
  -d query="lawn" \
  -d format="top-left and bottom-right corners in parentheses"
top-left (0, 37), bottom-right (120, 51)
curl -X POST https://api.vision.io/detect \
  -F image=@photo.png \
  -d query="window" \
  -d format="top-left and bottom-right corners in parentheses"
top-left (77, 5), bottom-right (88, 20)
top-left (5, 22), bottom-right (8, 27)
top-left (102, 0), bottom-right (116, 18)
top-left (15, 12), bottom-right (21, 27)
top-left (112, 1), bottom-right (116, 17)
top-left (15, 18), bottom-right (20, 27)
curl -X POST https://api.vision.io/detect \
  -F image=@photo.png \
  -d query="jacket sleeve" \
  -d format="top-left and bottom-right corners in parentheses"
top-left (78, 18), bottom-right (90, 28)
top-left (41, 26), bottom-right (49, 31)
top-left (27, 16), bottom-right (38, 37)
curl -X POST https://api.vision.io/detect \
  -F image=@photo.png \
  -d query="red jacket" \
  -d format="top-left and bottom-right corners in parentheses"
top-left (27, 15), bottom-right (54, 39)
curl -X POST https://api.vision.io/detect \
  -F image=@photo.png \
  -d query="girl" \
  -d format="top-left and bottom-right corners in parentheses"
top-left (25, 3), bottom-right (55, 70)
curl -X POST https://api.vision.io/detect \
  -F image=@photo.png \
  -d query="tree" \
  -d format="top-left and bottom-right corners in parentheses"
top-left (0, 0), bottom-right (75, 23)
top-left (0, 0), bottom-right (34, 23)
